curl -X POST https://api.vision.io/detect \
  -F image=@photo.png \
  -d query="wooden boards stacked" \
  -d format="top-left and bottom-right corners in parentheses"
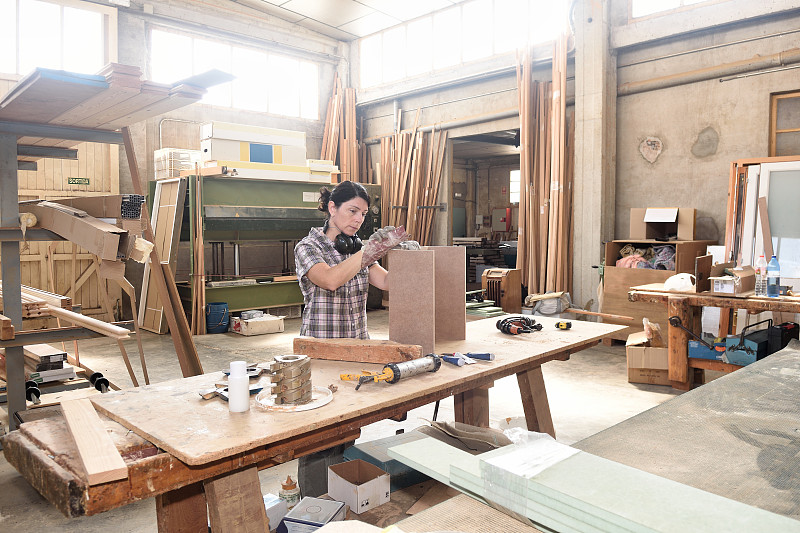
top-left (515, 34), bottom-right (574, 295)
top-left (389, 437), bottom-right (800, 533)
top-left (320, 73), bottom-right (372, 184)
top-left (2, 64), bottom-right (206, 152)
top-left (379, 112), bottom-right (447, 245)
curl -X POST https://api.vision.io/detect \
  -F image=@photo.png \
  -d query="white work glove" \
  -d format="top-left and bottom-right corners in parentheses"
top-left (368, 226), bottom-right (396, 243)
top-left (397, 240), bottom-right (420, 250)
top-left (361, 226), bottom-right (411, 268)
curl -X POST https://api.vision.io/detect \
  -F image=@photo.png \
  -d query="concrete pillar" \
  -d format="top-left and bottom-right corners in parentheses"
top-left (573, 0), bottom-right (617, 310)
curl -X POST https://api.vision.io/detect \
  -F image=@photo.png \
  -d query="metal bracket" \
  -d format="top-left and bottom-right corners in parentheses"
top-left (417, 202), bottom-right (447, 211)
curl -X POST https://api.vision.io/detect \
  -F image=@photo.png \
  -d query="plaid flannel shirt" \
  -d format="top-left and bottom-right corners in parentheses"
top-left (294, 226), bottom-right (371, 339)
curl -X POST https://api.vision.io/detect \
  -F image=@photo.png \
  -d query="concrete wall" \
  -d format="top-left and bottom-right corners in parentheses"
top-left (611, 3), bottom-right (800, 242)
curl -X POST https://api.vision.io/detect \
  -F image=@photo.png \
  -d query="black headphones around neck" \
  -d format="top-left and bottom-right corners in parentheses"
top-left (324, 220), bottom-right (362, 255)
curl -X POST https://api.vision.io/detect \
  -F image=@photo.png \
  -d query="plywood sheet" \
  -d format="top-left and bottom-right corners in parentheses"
top-left (432, 246), bottom-right (466, 341)
top-left (139, 178), bottom-right (186, 334)
top-left (389, 249), bottom-right (435, 354)
top-left (90, 317), bottom-right (625, 465)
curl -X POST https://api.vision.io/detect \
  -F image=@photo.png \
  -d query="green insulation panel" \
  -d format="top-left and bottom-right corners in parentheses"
top-left (177, 280), bottom-right (303, 314)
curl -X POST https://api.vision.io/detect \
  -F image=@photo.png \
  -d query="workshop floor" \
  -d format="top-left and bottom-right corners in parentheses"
top-left (0, 311), bottom-right (683, 532)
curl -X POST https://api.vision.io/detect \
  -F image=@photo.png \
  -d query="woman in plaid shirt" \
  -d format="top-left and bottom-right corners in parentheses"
top-left (294, 180), bottom-right (389, 339)
top-left (293, 180), bottom-right (391, 496)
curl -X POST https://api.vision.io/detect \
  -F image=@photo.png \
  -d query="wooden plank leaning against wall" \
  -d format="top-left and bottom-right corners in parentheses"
top-left (0, 75), bottom-right (122, 323)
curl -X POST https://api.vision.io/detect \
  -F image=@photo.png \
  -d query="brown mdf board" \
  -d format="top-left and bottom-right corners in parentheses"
top-left (90, 317), bottom-right (625, 466)
top-left (430, 246), bottom-right (467, 341)
top-left (205, 466), bottom-right (269, 533)
top-left (139, 178), bottom-right (187, 334)
top-left (388, 249), bottom-right (436, 355)
top-left (60, 398), bottom-right (129, 485)
top-left (601, 266), bottom-right (671, 340)
top-left (695, 254), bottom-right (714, 293)
top-left (293, 337), bottom-right (422, 364)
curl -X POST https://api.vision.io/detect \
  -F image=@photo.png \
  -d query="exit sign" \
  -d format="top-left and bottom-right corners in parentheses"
top-left (67, 177), bottom-right (90, 185)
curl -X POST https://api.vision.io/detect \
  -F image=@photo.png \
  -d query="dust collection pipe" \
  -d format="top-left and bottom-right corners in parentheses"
top-left (618, 47), bottom-right (800, 96)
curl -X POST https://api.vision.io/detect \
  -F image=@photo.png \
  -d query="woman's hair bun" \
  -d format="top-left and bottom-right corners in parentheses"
top-left (318, 187), bottom-right (331, 212)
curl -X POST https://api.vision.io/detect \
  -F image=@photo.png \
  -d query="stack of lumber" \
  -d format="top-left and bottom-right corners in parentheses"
top-left (515, 34), bottom-right (574, 295)
top-left (388, 437), bottom-right (800, 533)
top-left (0, 344), bottom-right (75, 384)
top-left (2, 64), bottom-right (207, 151)
top-left (190, 166), bottom-right (206, 335)
top-left (380, 110), bottom-right (448, 245)
top-left (0, 282), bottom-right (71, 318)
top-left (320, 74), bottom-right (372, 184)
top-left (0, 282), bottom-right (129, 339)
top-left (465, 300), bottom-right (504, 318)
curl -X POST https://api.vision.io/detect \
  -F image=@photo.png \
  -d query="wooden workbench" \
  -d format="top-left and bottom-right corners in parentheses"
top-left (628, 283), bottom-right (800, 390)
top-left (1, 316), bottom-right (623, 531)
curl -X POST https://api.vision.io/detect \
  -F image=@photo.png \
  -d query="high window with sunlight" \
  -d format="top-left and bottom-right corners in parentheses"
top-left (510, 170), bottom-right (521, 204)
top-left (0, 0), bottom-right (111, 76)
top-left (151, 29), bottom-right (319, 119)
top-left (631, 0), bottom-right (711, 18)
top-left (359, 0), bottom-right (569, 88)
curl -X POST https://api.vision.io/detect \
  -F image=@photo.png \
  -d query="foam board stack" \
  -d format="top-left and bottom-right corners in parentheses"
top-left (199, 121), bottom-right (336, 183)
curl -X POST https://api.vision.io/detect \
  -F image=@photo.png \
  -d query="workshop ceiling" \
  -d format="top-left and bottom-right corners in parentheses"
top-left (452, 130), bottom-right (520, 160)
top-left (240, 0), bottom-right (468, 40)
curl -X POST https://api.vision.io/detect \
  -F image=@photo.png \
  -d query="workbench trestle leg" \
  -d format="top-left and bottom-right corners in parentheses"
top-left (156, 481), bottom-right (207, 533)
top-left (517, 367), bottom-right (555, 438)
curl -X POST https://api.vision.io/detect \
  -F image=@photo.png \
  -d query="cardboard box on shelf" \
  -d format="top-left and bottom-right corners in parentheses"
top-left (708, 264), bottom-right (755, 295)
top-left (630, 207), bottom-right (696, 241)
top-left (327, 459), bottom-right (390, 514)
top-left (626, 331), bottom-right (670, 386)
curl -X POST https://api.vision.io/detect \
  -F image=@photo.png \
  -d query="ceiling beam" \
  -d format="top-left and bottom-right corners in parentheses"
top-left (17, 145), bottom-right (78, 160)
top-left (456, 134), bottom-right (519, 146)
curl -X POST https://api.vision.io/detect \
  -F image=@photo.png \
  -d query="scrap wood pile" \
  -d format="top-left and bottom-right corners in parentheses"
top-left (320, 73), bottom-right (373, 184)
top-left (379, 109), bottom-right (448, 246)
top-left (516, 34), bottom-right (574, 295)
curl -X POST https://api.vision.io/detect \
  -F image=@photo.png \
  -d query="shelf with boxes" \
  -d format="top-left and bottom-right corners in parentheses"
top-left (600, 207), bottom-right (714, 340)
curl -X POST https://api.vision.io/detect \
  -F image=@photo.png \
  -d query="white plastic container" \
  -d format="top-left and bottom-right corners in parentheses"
top-left (755, 255), bottom-right (768, 297)
top-left (227, 360), bottom-right (250, 412)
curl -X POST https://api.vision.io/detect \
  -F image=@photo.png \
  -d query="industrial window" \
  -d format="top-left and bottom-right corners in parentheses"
top-left (510, 169), bottom-right (521, 204)
top-left (770, 91), bottom-right (800, 157)
top-left (631, 0), bottom-right (712, 19)
top-left (359, 0), bottom-right (569, 89)
top-left (150, 29), bottom-right (319, 120)
top-left (0, 0), bottom-right (114, 76)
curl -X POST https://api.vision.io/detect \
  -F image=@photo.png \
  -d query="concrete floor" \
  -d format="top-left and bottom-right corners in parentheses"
top-left (0, 310), bottom-right (682, 531)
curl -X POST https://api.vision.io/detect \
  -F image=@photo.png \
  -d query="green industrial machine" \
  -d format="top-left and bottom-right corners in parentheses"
top-left (164, 176), bottom-right (381, 316)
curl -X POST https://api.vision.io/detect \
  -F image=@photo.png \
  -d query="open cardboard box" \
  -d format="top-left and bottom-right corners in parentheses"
top-left (708, 263), bottom-right (755, 295)
top-left (630, 207), bottom-right (696, 241)
top-left (327, 459), bottom-right (389, 514)
top-left (626, 331), bottom-right (670, 386)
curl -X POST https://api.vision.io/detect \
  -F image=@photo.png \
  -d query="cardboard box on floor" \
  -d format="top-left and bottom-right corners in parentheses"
top-left (626, 331), bottom-right (670, 386)
top-left (630, 207), bottom-right (696, 241)
top-left (229, 314), bottom-right (284, 336)
top-left (327, 459), bottom-right (390, 514)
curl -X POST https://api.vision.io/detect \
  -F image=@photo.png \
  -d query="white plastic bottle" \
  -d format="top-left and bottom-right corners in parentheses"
top-left (227, 360), bottom-right (250, 412)
top-left (755, 255), bottom-right (768, 297)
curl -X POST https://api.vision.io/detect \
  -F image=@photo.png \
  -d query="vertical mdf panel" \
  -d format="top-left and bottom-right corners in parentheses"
top-left (431, 246), bottom-right (467, 342)
top-left (388, 249), bottom-right (436, 354)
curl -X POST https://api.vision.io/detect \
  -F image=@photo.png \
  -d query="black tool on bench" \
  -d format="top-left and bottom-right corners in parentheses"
top-left (497, 316), bottom-right (542, 335)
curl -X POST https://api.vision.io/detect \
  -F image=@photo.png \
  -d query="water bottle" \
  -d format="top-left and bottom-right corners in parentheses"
top-left (755, 255), bottom-right (768, 297)
top-left (767, 255), bottom-right (781, 298)
top-left (227, 360), bottom-right (250, 412)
